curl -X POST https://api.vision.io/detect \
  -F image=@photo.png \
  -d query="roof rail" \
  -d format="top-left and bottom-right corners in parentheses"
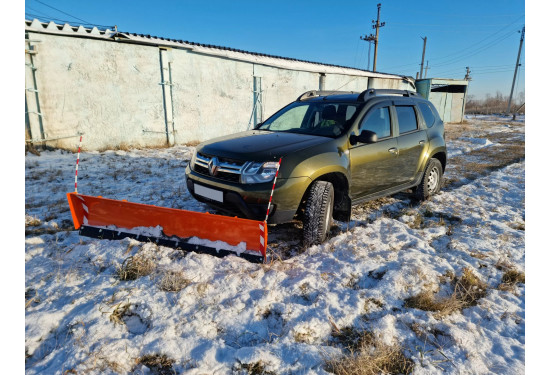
top-left (357, 89), bottom-right (419, 102)
top-left (296, 90), bottom-right (357, 101)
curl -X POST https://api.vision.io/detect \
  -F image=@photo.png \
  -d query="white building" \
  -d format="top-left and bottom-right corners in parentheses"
top-left (25, 19), bottom-right (415, 151)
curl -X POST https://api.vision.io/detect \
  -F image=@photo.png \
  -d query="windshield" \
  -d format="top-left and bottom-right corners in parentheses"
top-left (257, 102), bottom-right (360, 137)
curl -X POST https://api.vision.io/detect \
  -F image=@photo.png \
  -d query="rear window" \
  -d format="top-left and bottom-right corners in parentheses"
top-left (418, 102), bottom-right (435, 128)
top-left (395, 106), bottom-right (418, 134)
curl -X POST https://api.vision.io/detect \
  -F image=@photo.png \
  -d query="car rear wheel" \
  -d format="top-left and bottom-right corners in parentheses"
top-left (414, 158), bottom-right (443, 200)
top-left (303, 181), bottom-right (334, 247)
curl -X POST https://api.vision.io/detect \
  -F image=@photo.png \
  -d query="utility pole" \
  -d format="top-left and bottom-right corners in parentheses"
top-left (359, 35), bottom-right (375, 71)
top-left (465, 67), bottom-right (472, 81)
top-left (419, 37), bottom-right (427, 79)
top-left (360, 3), bottom-right (385, 72)
top-left (507, 26), bottom-right (525, 114)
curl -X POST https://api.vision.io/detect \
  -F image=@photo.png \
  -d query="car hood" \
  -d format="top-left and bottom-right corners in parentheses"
top-left (197, 130), bottom-right (333, 161)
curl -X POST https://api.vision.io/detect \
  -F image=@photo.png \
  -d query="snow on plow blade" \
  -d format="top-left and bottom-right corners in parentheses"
top-left (67, 192), bottom-right (267, 263)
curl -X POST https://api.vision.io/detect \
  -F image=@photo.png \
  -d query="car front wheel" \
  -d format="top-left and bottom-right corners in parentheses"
top-left (302, 181), bottom-right (334, 247)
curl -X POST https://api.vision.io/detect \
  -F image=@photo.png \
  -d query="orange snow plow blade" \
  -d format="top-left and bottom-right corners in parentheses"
top-left (67, 192), bottom-right (267, 263)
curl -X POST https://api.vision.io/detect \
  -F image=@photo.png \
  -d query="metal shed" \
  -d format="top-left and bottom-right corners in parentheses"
top-left (415, 78), bottom-right (469, 123)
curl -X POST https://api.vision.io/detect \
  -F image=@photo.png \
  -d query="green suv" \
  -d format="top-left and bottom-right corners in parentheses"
top-left (185, 89), bottom-right (446, 246)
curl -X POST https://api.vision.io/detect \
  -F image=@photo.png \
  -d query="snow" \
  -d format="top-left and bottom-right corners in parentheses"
top-left (25, 117), bottom-right (524, 374)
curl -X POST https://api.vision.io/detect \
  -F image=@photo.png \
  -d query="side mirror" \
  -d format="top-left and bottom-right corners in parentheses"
top-left (350, 130), bottom-right (378, 145)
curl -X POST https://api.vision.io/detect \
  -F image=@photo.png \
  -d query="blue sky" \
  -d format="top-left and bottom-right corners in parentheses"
top-left (24, 0), bottom-right (525, 99)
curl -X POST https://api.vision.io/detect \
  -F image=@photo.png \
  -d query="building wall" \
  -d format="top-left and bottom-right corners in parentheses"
top-left (26, 30), bottom-right (413, 151)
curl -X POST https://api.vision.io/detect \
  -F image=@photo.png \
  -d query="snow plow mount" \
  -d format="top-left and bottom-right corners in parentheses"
top-left (67, 192), bottom-right (267, 263)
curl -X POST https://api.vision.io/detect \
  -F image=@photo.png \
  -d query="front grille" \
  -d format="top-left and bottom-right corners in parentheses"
top-left (194, 153), bottom-right (246, 183)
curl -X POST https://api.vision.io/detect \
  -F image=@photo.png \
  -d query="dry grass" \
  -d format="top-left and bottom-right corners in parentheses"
top-left (109, 302), bottom-right (132, 325)
top-left (117, 254), bottom-right (155, 281)
top-left (508, 221), bottom-right (525, 231)
top-left (326, 328), bottom-right (414, 375)
top-left (158, 270), bottom-right (190, 292)
top-left (185, 140), bottom-right (202, 147)
top-left (135, 354), bottom-right (175, 375)
top-left (405, 268), bottom-right (487, 318)
top-left (408, 213), bottom-right (424, 229)
top-left (235, 360), bottom-right (276, 375)
top-left (498, 269), bottom-right (525, 291)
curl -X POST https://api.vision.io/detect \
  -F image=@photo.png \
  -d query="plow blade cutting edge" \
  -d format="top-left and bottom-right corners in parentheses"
top-left (67, 192), bottom-right (267, 263)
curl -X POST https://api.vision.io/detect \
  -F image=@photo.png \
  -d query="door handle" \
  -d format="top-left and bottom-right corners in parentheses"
top-left (388, 147), bottom-right (398, 155)
top-left (419, 140), bottom-right (426, 145)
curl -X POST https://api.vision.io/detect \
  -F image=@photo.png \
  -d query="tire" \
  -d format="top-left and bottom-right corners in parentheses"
top-left (414, 158), bottom-right (443, 200)
top-left (302, 181), bottom-right (334, 247)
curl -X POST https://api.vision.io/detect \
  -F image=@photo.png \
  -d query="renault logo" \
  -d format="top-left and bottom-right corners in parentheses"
top-left (208, 157), bottom-right (220, 176)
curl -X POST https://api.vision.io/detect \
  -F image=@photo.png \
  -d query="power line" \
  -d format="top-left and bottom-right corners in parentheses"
top-left (428, 30), bottom-right (517, 69)
top-left (33, 0), bottom-right (92, 25)
top-left (429, 14), bottom-right (524, 61)
top-left (382, 18), bottom-right (521, 72)
top-left (26, 5), bottom-right (56, 19)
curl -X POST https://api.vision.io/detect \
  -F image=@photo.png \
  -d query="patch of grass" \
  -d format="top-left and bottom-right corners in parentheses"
top-left (470, 251), bottom-right (489, 260)
top-left (135, 354), bottom-right (175, 375)
top-left (495, 258), bottom-right (514, 271)
top-left (293, 327), bottom-right (316, 344)
top-left (158, 270), bottom-right (190, 292)
top-left (185, 140), bottom-right (201, 147)
top-left (456, 267), bottom-right (487, 306)
top-left (117, 254), bottom-right (155, 281)
top-left (344, 274), bottom-right (360, 290)
top-left (364, 297), bottom-right (384, 313)
top-left (25, 216), bottom-right (41, 227)
top-left (404, 291), bottom-right (464, 319)
top-left (508, 221), bottom-right (525, 231)
top-left (331, 326), bottom-right (373, 352)
top-left (404, 268), bottom-right (487, 318)
top-left (325, 329), bottom-right (414, 375)
top-left (235, 360), bottom-right (276, 375)
top-left (109, 302), bottom-right (132, 325)
top-left (498, 269), bottom-right (525, 291)
top-left (408, 213), bottom-right (424, 229)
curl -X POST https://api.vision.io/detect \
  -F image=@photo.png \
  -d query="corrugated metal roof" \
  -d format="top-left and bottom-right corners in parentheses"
top-left (24, 18), bottom-right (414, 84)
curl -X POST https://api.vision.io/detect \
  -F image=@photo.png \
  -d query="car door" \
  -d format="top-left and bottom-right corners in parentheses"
top-left (393, 103), bottom-right (428, 185)
top-left (349, 102), bottom-right (399, 199)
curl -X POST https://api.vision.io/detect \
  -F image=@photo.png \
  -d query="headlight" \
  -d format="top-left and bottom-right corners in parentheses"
top-left (241, 161), bottom-right (279, 184)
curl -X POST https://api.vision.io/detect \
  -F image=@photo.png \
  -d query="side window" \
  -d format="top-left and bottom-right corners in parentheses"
top-left (418, 102), bottom-right (435, 128)
top-left (395, 106), bottom-right (418, 134)
top-left (360, 107), bottom-right (391, 139)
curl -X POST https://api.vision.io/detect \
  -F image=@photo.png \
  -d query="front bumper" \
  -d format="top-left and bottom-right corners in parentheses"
top-left (185, 165), bottom-right (310, 224)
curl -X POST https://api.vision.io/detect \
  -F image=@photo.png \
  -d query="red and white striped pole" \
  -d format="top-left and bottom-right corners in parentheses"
top-left (75, 135), bottom-right (83, 193)
top-left (264, 158), bottom-right (282, 222)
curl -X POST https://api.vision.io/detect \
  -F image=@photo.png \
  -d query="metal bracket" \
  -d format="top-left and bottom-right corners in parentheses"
top-left (25, 133), bottom-right (83, 143)
top-left (142, 129), bottom-right (176, 135)
top-left (25, 111), bottom-right (43, 116)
